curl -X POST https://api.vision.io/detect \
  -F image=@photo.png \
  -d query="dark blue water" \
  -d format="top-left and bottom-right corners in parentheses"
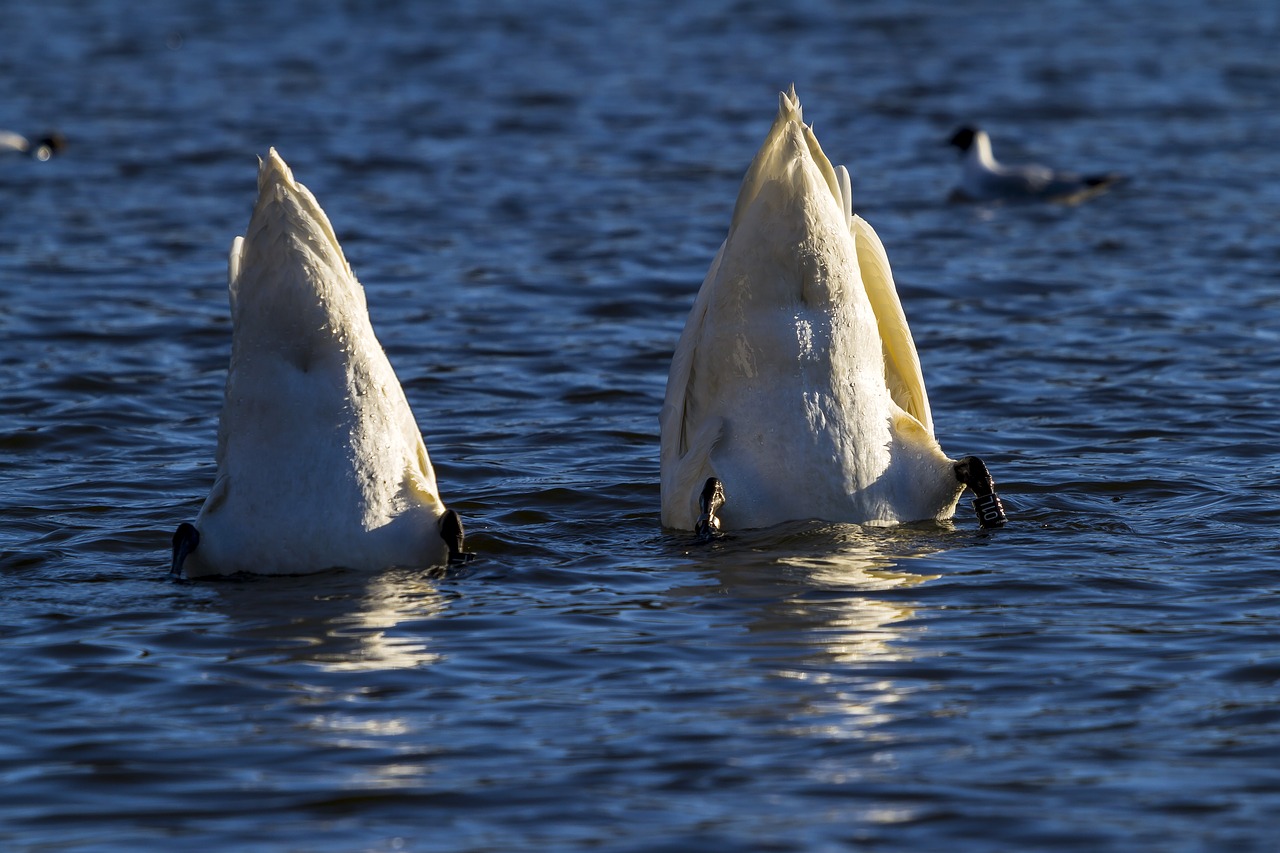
top-left (4, 1), bottom-right (1280, 850)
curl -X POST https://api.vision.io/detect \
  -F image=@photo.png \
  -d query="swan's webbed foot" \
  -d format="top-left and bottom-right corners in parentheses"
top-left (694, 477), bottom-right (725, 540)
top-left (170, 522), bottom-right (200, 577)
top-left (953, 456), bottom-right (1007, 529)
top-left (440, 509), bottom-right (475, 566)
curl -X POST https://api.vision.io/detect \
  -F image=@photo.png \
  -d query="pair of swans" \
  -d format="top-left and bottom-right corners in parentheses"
top-left (171, 88), bottom-right (1006, 579)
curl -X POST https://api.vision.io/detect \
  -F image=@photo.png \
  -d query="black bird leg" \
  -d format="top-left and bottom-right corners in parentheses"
top-left (953, 456), bottom-right (1007, 529)
top-left (170, 522), bottom-right (200, 577)
top-left (440, 509), bottom-right (475, 565)
top-left (694, 477), bottom-right (725, 540)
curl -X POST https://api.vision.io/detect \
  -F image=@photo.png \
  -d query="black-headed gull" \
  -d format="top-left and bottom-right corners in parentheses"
top-left (948, 125), bottom-right (1122, 203)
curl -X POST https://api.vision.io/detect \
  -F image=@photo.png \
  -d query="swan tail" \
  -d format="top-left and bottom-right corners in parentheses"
top-left (728, 87), bottom-right (843, 235)
top-left (250, 148), bottom-right (356, 283)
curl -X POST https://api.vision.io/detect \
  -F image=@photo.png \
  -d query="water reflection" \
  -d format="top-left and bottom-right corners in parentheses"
top-left (690, 523), bottom-right (945, 740)
top-left (774, 537), bottom-right (936, 667)
top-left (310, 568), bottom-right (449, 672)
top-left (190, 568), bottom-right (453, 794)
top-left (206, 566), bottom-right (450, 673)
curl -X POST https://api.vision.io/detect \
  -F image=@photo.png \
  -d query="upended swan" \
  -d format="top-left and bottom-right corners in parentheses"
top-left (171, 149), bottom-right (466, 578)
top-left (947, 125), bottom-right (1123, 203)
top-left (660, 88), bottom-right (1006, 535)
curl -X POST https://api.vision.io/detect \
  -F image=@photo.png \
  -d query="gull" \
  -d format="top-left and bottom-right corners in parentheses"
top-left (948, 125), bottom-right (1122, 203)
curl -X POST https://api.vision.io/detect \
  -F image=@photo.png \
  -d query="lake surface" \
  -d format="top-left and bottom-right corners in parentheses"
top-left (4, 0), bottom-right (1280, 850)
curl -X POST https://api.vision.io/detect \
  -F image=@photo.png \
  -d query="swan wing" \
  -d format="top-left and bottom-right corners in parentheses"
top-left (660, 240), bottom-right (726, 527)
top-left (851, 214), bottom-right (933, 434)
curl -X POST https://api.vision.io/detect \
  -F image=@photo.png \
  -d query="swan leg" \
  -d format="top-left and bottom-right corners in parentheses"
top-left (440, 509), bottom-right (474, 565)
top-left (953, 456), bottom-right (1007, 529)
top-left (170, 523), bottom-right (200, 577)
top-left (694, 477), bottom-right (725, 540)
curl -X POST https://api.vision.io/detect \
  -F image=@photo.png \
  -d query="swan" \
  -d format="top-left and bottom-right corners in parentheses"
top-left (947, 125), bottom-right (1122, 203)
top-left (171, 149), bottom-right (467, 578)
top-left (0, 130), bottom-right (64, 161)
top-left (660, 88), bottom-right (1006, 534)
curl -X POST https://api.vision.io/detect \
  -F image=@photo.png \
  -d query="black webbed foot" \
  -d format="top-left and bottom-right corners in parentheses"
top-left (694, 477), bottom-right (725, 541)
top-left (953, 456), bottom-right (1007, 529)
top-left (170, 522), bottom-right (200, 577)
top-left (439, 509), bottom-right (475, 566)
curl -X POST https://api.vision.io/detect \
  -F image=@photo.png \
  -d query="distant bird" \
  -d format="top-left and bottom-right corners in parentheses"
top-left (660, 88), bottom-right (1006, 535)
top-left (0, 130), bottom-right (65, 161)
top-left (947, 125), bottom-right (1122, 203)
top-left (171, 148), bottom-right (467, 578)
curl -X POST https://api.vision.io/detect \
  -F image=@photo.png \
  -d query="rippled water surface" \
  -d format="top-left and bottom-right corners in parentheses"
top-left (4, 1), bottom-right (1280, 850)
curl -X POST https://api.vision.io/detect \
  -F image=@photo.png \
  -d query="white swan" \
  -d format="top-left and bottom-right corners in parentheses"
top-left (660, 88), bottom-right (1005, 534)
top-left (171, 149), bottom-right (466, 578)
top-left (0, 130), bottom-right (64, 161)
top-left (947, 125), bottom-right (1122, 203)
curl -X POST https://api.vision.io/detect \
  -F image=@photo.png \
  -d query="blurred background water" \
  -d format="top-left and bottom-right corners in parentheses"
top-left (3, 0), bottom-right (1280, 850)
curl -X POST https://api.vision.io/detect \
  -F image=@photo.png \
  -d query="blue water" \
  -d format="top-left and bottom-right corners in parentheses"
top-left (4, 1), bottom-right (1280, 850)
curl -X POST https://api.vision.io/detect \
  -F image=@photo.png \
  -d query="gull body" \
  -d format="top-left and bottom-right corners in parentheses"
top-left (173, 149), bottom-right (463, 577)
top-left (948, 125), bottom-right (1121, 203)
top-left (661, 89), bottom-right (1003, 532)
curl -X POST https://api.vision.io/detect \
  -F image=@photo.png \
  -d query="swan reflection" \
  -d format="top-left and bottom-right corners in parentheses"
top-left (774, 538), bottom-right (936, 666)
top-left (208, 566), bottom-right (449, 673)
top-left (311, 568), bottom-right (449, 672)
top-left (697, 523), bottom-right (945, 740)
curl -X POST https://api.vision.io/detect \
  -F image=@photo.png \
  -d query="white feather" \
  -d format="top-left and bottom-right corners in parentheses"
top-left (660, 90), bottom-right (962, 530)
top-left (183, 149), bottom-right (449, 576)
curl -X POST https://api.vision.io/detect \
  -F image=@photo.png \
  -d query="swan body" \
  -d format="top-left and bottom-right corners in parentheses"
top-left (173, 149), bottom-right (461, 577)
top-left (661, 88), bottom-right (977, 531)
top-left (948, 126), bottom-right (1121, 203)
